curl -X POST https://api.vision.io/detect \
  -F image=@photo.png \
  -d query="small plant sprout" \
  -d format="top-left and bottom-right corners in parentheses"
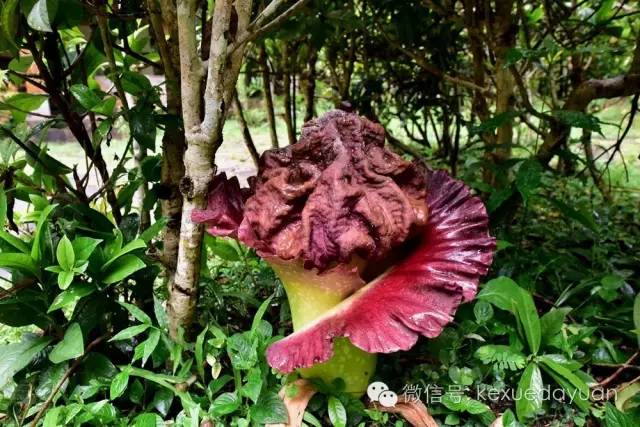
top-left (193, 111), bottom-right (495, 394)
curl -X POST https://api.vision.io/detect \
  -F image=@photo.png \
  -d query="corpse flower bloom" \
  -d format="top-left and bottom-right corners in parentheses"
top-left (193, 111), bottom-right (495, 394)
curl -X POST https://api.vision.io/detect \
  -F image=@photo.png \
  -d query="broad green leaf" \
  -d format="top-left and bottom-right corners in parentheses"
top-left (91, 96), bottom-right (116, 116)
top-left (241, 367), bottom-right (263, 403)
top-left (43, 406), bottom-right (62, 427)
top-left (226, 332), bottom-right (257, 370)
top-left (56, 235), bottom-right (75, 271)
top-left (549, 198), bottom-right (598, 232)
top-left (327, 396), bottom-right (347, 427)
top-left (101, 239), bottom-right (146, 271)
top-left (251, 295), bottom-right (273, 337)
top-left (0, 334), bottom-right (52, 387)
top-left (0, 93), bottom-right (48, 121)
top-left (49, 323), bottom-right (84, 363)
top-left (119, 301), bottom-right (153, 324)
top-left (0, 230), bottom-right (30, 253)
top-left (515, 363), bottom-right (543, 421)
top-left (130, 105), bottom-right (156, 150)
top-left (27, 0), bottom-right (59, 32)
top-left (0, 0), bottom-right (20, 53)
top-left (102, 254), bottom-right (146, 284)
top-left (57, 270), bottom-right (74, 289)
top-left (110, 370), bottom-right (130, 400)
top-left (539, 356), bottom-right (590, 411)
top-left (72, 236), bottom-right (102, 261)
top-left (470, 111), bottom-right (521, 135)
top-left (134, 413), bottom-right (162, 427)
top-left (211, 392), bottom-right (240, 416)
top-left (478, 277), bottom-right (541, 354)
top-left (250, 391), bottom-right (288, 424)
top-left (109, 324), bottom-right (150, 342)
top-left (0, 252), bottom-right (39, 277)
top-left (48, 282), bottom-right (96, 312)
top-left (31, 203), bottom-right (57, 262)
top-left (540, 307), bottom-right (571, 347)
top-left (605, 402), bottom-right (635, 427)
top-left (70, 84), bottom-right (102, 109)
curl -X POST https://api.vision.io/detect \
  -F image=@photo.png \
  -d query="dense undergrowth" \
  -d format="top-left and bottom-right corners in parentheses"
top-left (1, 124), bottom-right (638, 426)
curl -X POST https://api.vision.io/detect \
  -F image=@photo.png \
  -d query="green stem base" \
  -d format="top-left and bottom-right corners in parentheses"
top-left (269, 260), bottom-right (376, 395)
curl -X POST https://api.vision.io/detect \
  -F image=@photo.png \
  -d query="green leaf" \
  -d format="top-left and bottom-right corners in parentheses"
top-left (48, 282), bottom-right (96, 312)
top-left (475, 345), bottom-right (526, 371)
top-left (57, 270), bottom-right (74, 289)
top-left (130, 105), bottom-right (156, 150)
top-left (241, 367), bottom-right (263, 403)
top-left (139, 217), bottom-right (169, 243)
top-left (70, 84), bottom-right (102, 109)
top-left (515, 363), bottom-right (543, 422)
top-left (0, 229), bottom-right (30, 253)
top-left (226, 332), bottom-right (257, 370)
top-left (1, 0), bottom-right (20, 54)
top-left (56, 235), bottom-right (75, 271)
top-left (49, 322), bottom-right (84, 363)
top-left (250, 391), bottom-right (288, 424)
top-left (204, 235), bottom-right (241, 261)
top-left (539, 355), bottom-right (590, 411)
top-left (195, 326), bottom-right (208, 380)
top-left (101, 238), bottom-right (146, 271)
top-left (109, 324), bottom-right (150, 342)
top-left (91, 96), bottom-right (117, 116)
top-left (72, 237), bottom-right (102, 261)
top-left (470, 111), bottom-right (521, 135)
top-left (328, 396), bottom-right (347, 427)
top-left (134, 413), bottom-right (161, 427)
top-left (102, 254), bottom-right (146, 284)
top-left (515, 159), bottom-right (542, 202)
top-left (110, 369), bottom-right (130, 400)
top-left (140, 329), bottom-right (160, 366)
top-left (211, 392), bottom-right (240, 416)
top-left (0, 93), bottom-right (48, 121)
top-left (442, 394), bottom-right (492, 415)
top-left (605, 402), bottom-right (635, 427)
top-left (119, 301), bottom-right (153, 324)
top-left (474, 300), bottom-right (494, 324)
top-left (0, 186), bottom-right (6, 226)
top-left (31, 203), bottom-right (57, 262)
top-left (27, 0), bottom-right (59, 32)
top-left (540, 307), bottom-right (571, 347)
top-left (0, 334), bottom-right (52, 388)
top-left (0, 252), bottom-right (39, 277)
top-left (553, 110), bottom-right (603, 134)
top-left (251, 295), bottom-right (273, 337)
top-left (478, 277), bottom-right (541, 354)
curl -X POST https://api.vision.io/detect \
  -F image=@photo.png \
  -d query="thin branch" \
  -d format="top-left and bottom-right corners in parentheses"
top-left (229, 0), bottom-right (310, 53)
top-left (29, 335), bottom-right (107, 427)
top-left (112, 43), bottom-right (162, 69)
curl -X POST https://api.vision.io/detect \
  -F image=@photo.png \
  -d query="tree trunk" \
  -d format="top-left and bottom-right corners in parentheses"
top-left (303, 46), bottom-right (318, 122)
top-left (282, 43), bottom-right (296, 145)
top-left (147, 0), bottom-right (186, 275)
top-left (168, 0), bottom-right (251, 336)
top-left (259, 44), bottom-right (279, 148)
top-left (234, 90), bottom-right (260, 167)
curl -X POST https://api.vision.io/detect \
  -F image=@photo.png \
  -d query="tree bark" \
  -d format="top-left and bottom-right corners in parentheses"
top-left (169, 0), bottom-right (252, 336)
top-left (148, 0), bottom-right (186, 275)
top-left (259, 44), bottom-right (279, 148)
top-left (234, 90), bottom-right (260, 167)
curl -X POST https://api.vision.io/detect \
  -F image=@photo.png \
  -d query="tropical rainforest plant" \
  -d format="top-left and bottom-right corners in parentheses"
top-left (193, 110), bottom-right (496, 395)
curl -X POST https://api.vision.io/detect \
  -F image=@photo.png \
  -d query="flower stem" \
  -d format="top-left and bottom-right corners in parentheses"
top-left (269, 260), bottom-right (376, 395)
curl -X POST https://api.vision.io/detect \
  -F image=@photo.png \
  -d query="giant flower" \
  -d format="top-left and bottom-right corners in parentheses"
top-left (193, 110), bottom-right (495, 394)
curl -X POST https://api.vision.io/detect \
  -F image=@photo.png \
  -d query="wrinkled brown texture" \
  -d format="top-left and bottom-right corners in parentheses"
top-left (237, 110), bottom-right (428, 270)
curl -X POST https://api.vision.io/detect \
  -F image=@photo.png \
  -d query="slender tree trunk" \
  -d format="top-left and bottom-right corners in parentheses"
top-left (259, 44), bottom-right (279, 148)
top-left (147, 0), bottom-right (185, 274)
top-left (282, 43), bottom-right (296, 145)
top-left (169, 0), bottom-right (251, 336)
top-left (303, 46), bottom-right (318, 122)
top-left (234, 90), bottom-right (260, 167)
